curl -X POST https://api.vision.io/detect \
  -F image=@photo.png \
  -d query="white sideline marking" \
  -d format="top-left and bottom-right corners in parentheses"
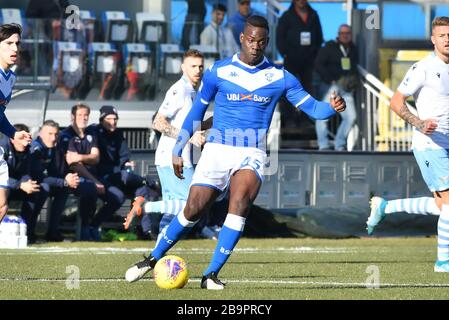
top-left (0, 246), bottom-right (355, 255)
top-left (0, 277), bottom-right (448, 288)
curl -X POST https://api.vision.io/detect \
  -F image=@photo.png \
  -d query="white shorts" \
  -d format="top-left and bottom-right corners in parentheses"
top-left (0, 147), bottom-right (8, 189)
top-left (191, 143), bottom-right (266, 196)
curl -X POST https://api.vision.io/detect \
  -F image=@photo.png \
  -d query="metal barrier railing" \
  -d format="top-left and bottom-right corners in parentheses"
top-left (357, 65), bottom-right (414, 152)
top-left (12, 82), bottom-right (52, 126)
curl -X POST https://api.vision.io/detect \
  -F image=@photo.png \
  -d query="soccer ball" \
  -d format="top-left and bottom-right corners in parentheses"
top-left (153, 255), bottom-right (189, 289)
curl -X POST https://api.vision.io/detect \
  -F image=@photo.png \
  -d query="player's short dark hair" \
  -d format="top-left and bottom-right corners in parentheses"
top-left (213, 4), bottom-right (227, 13)
top-left (13, 123), bottom-right (29, 133)
top-left (432, 16), bottom-right (449, 30)
top-left (183, 49), bottom-right (204, 61)
top-left (71, 103), bottom-right (90, 116)
top-left (0, 23), bottom-right (22, 43)
top-left (42, 119), bottom-right (60, 130)
top-left (244, 15), bottom-right (269, 33)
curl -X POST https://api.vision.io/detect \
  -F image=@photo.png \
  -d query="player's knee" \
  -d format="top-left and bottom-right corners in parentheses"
top-left (230, 195), bottom-right (252, 215)
top-left (184, 199), bottom-right (206, 221)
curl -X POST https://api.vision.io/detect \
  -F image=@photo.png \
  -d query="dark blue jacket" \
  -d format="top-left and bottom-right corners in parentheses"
top-left (0, 136), bottom-right (31, 189)
top-left (30, 137), bottom-right (66, 188)
top-left (276, 3), bottom-right (324, 74)
top-left (87, 123), bottom-right (130, 177)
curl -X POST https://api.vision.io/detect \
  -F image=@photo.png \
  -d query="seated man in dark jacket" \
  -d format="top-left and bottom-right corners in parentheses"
top-left (0, 124), bottom-right (40, 243)
top-left (87, 105), bottom-right (160, 233)
top-left (30, 120), bottom-right (94, 242)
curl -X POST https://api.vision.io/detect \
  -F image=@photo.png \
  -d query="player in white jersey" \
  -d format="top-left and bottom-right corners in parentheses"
top-left (0, 24), bottom-right (32, 223)
top-left (125, 16), bottom-right (346, 289)
top-left (123, 49), bottom-right (210, 239)
top-left (367, 16), bottom-right (449, 272)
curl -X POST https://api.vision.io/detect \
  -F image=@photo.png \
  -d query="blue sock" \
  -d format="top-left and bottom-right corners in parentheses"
top-left (151, 211), bottom-right (197, 260)
top-left (203, 214), bottom-right (246, 276)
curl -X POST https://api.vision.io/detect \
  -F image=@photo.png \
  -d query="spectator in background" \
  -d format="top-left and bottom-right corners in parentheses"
top-left (25, 0), bottom-right (71, 76)
top-left (87, 105), bottom-right (160, 231)
top-left (61, 104), bottom-right (107, 241)
top-left (0, 124), bottom-right (39, 241)
top-left (200, 4), bottom-right (238, 59)
top-left (25, 0), bottom-right (70, 40)
top-left (229, 0), bottom-right (259, 45)
top-left (275, 0), bottom-right (323, 132)
top-left (314, 24), bottom-right (358, 151)
top-left (30, 120), bottom-right (85, 243)
top-left (276, 0), bottom-right (323, 94)
top-left (181, 0), bottom-right (206, 50)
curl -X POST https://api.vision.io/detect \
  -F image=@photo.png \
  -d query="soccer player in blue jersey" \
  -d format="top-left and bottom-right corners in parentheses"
top-left (125, 16), bottom-right (346, 289)
top-left (0, 23), bottom-right (32, 223)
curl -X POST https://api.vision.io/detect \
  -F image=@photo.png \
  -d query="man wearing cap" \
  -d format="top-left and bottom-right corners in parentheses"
top-left (87, 106), bottom-right (160, 233)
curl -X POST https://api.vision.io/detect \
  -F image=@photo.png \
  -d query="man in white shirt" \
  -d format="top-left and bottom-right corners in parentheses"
top-left (200, 4), bottom-right (238, 60)
top-left (124, 49), bottom-right (211, 241)
top-left (367, 16), bottom-right (449, 272)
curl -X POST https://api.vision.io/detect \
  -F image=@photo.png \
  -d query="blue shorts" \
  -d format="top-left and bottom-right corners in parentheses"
top-left (413, 148), bottom-right (449, 192)
top-left (156, 165), bottom-right (194, 200)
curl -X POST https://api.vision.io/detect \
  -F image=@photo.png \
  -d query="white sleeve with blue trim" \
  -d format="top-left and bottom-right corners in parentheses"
top-left (172, 66), bottom-right (218, 157)
top-left (158, 82), bottom-right (186, 118)
top-left (284, 71), bottom-right (336, 120)
top-left (397, 63), bottom-right (425, 97)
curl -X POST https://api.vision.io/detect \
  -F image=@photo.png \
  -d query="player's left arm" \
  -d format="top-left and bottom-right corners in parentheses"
top-left (284, 71), bottom-right (345, 120)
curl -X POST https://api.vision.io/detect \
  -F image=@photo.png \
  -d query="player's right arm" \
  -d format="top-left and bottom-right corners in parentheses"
top-left (390, 63), bottom-right (437, 135)
top-left (152, 112), bottom-right (180, 139)
top-left (172, 66), bottom-right (218, 179)
top-left (390, 91), bottom-right (437, 134)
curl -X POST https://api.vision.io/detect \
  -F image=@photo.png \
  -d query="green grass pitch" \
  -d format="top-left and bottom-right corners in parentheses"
top-left (1, 237), bottom-right (449, 300)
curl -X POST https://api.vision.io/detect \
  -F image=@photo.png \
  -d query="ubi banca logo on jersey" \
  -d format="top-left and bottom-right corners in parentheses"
top-left (227, 93), bottom-right (271, 103)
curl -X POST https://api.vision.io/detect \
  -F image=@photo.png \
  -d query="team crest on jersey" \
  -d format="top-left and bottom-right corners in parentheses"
top-left (265, 72), bottom-right (274, 82)
top-left (87, 135), bottom-right (93, 143)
